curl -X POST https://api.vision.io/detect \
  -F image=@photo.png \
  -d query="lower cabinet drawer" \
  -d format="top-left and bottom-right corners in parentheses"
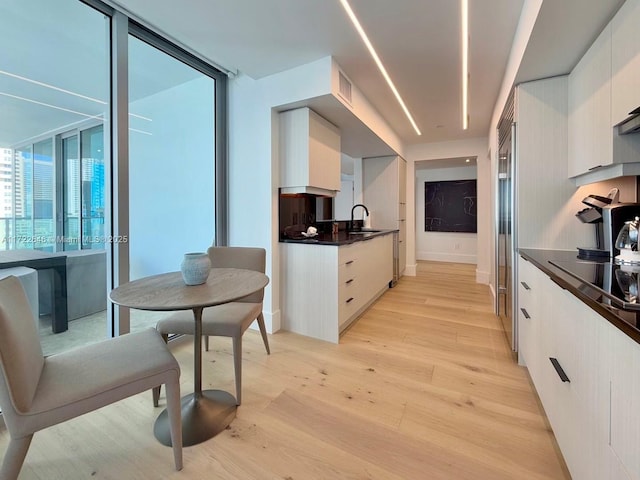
top-left (339, 275), bottom-right (358, 302)
top-left (339, 280), bottom-right (365, 328)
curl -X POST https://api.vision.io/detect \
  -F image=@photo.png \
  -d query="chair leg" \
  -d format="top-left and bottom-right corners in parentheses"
top-left (152, 334), bottom-right (169, 407)
top-left (152, 384), bottom-right (161, 407)
top-left (164, 374), bottom-right (183, 471)
top-left (204, 335), bottom-right (209, 352)
top-left (256, 313), bottom-right (270, 355)
top-left (232, 335), bottom-right (242, 405)
top-left (1, 435), bottom-right (33, 480)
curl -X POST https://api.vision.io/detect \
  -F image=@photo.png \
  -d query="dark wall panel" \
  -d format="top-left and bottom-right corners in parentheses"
top-left (424, 180), bottom-right (477, 233)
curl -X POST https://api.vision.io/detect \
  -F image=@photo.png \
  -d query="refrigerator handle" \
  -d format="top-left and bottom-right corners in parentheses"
top-left (510, 122), bottom-right (517, 260)
top-left (494, 129), bottom-right (504, 316)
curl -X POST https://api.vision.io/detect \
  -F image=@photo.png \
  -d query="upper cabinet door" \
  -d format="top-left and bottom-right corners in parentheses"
top-left (611, 0), bottom-right (640, 127)
top-left (568, 24), bottom-right (612, 178)
top-left (280, 107), bottom-right (341, 192)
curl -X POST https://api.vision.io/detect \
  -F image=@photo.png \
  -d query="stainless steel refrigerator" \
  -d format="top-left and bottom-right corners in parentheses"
top-left (496, 112), bottom-right (517, 351)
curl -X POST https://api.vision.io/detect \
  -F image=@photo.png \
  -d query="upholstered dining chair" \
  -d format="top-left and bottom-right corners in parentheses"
top-left (156, 246), bottom-right (270, 405)
top-left (0, 276), bottom-right (183, 480)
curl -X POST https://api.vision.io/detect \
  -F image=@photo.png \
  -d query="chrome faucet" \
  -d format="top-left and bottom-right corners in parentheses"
top-left (350, 204), bottom-right (369, 230)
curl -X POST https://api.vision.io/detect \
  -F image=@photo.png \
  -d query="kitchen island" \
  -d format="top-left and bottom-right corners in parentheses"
top-left (280, 230), bottom-right (396, 343)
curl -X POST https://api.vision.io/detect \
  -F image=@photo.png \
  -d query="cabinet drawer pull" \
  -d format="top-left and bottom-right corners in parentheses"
top-left (520, 281), bottom-right (530, 290)
top-left (346, 278), bottom-right (354, 284)
top-left (345, 260), bottom-right (354, 265)
top-left (588, 164), bottom-right (603, 171)
top-left (346, 297), bottom-right (354, 304)
top-left (549, 358), bottom-right (570, 383)
top-left (520, 308), bottom-right (530, 319)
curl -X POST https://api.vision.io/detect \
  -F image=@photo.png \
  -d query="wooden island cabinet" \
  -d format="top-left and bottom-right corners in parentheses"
top-left (280, 233), bottom-right (393, 343)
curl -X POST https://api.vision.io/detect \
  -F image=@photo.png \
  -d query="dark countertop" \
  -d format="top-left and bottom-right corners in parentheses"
top-left (519, 249), bottom-right (640, 344)
top-left (280, 229), bottom-right (397, 246)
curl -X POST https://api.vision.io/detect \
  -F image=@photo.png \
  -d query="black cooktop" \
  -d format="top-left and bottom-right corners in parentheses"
top-left (548, 259), bottom-right (640, 311)
top-left (519, 249), bottom-right (640, 343)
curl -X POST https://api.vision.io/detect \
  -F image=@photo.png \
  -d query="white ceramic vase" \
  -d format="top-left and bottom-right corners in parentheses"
top-left (180, 252), bottom-right (211, 285)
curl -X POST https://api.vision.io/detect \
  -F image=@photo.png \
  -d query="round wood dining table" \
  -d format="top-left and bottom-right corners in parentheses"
top-left (109, 268), bottom-right (269, 446)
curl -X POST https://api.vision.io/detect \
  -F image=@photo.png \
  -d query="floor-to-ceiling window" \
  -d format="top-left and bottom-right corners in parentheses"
top-left (0, 0), bottom-right (226, 359)
top-left (0, 0), bottom-right (110, 357)
top-left (80, 125), bottom-right (105, 250)
top-left (126, 31), bottom-right (218, 332)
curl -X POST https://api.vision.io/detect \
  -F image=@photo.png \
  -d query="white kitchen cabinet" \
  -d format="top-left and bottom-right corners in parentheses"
top-left (516, 77), bottom-right (584, 250)
top-left (608, 324), bottom-right (640, 480)
top-left (544, 285), bottom-right (613, 480)
top-left (280, 233), bottom-right (393, 343)
top-left (611, 0), bottom-right (640, 127)
top-left (279, 107), bottom-right (341, 194)
top-left (566, 0), bottom-right (640, 182)
top-left (519, 257), bottom-right (640, 480)
top-left (516, 256), bottom-right (545, 373)
top-left (363, 156), bottom-right (407, 275)
top-left (568, 24), bottom-right (612, 177)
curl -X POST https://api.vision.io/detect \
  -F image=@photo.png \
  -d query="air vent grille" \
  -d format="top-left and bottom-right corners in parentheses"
top-left (498, 89), bottom-right (515, 148)
top-left (338, 71), bottom-right (352, 104)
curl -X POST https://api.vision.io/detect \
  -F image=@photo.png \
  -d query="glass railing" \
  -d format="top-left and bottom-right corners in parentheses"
top-left (0, 216), bottom-right (104, 251)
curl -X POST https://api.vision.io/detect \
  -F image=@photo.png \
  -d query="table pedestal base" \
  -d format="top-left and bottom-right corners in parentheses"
top-left (154, 390), bottom-right (237, 447)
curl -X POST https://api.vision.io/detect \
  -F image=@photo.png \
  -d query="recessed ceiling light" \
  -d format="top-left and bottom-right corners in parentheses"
top-left (339, 0), bottom-right (421, 136)
top-left (465, 158), bottom-right (470, 163)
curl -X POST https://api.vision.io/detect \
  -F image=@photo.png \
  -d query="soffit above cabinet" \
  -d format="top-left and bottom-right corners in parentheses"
top-left (516, 0), bottom-right (626, 84)
top-left (277, 94), bottom-right (397, 160)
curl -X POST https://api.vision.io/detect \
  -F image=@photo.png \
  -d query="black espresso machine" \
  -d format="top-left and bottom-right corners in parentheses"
top-left (576, 188), bottom-right (640, 259)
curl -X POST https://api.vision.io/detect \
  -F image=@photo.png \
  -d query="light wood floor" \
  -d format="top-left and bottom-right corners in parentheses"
top-left (0, 261), bottom-right (570, 479)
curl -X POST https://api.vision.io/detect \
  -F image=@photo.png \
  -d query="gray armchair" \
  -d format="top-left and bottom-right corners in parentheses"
top-left (0, 276), bottom-right (183, 480)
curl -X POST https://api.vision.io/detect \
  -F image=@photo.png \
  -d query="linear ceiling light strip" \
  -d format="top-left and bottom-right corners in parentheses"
top-left (0, 69), bottom-right (106, 104)
top-left (0, 69), bottom-right (150, 121)
top-left (0, 91), bottom-right (104, 120)
top-left (338, 0), bottom-right (421, 136)
top-left (462, 0), bottom-right (469, 130)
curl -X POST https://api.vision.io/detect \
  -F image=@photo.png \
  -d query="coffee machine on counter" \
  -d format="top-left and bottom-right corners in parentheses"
top-left (576, 188), bottom-right (640, 260)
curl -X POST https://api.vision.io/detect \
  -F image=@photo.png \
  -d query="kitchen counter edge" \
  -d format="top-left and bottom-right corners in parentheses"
top-left (280, 229), bottom-right (398, 246)
top-left (519, 248), bottom-right (640, 345)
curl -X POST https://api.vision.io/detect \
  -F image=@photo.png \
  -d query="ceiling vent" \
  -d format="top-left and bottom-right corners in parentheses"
top-left (338, 71), bottom-right (353, 105)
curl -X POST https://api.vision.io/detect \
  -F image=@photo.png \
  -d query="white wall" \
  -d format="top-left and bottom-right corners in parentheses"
top-left (330, 59), bottom-right (405, 158)
top-left (405, 137), bottom-right (490, 283)
top-left (129, 77), bottom-right (215, 280)
top-left (228, 57), bottom-right (333, 333)
top-left (334, 153), bottom-right (357, 220)
top-left (416, 166), bottom-right (478, 264)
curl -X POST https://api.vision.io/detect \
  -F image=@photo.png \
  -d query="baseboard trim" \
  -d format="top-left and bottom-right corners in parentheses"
top-left (476, 269), bottom-right (490, 284)
top-left (418, 252), bottom-right (477, 264)
top-left (249, 309), bottom-right (281, 334)
top-left (404, 264), bottom-right (417, 276)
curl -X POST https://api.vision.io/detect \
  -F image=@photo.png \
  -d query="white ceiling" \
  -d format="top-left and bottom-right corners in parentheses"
top-left (111, 0), bottom-right (628, 148)
top-left (515, 0), bottom-right (626, 85)
top-left (0, 0), bottom-right (201, 147)
top-left (112, 0), bottom-right (524, 145)
top-left (1, 0), bottom-right (628, 151)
